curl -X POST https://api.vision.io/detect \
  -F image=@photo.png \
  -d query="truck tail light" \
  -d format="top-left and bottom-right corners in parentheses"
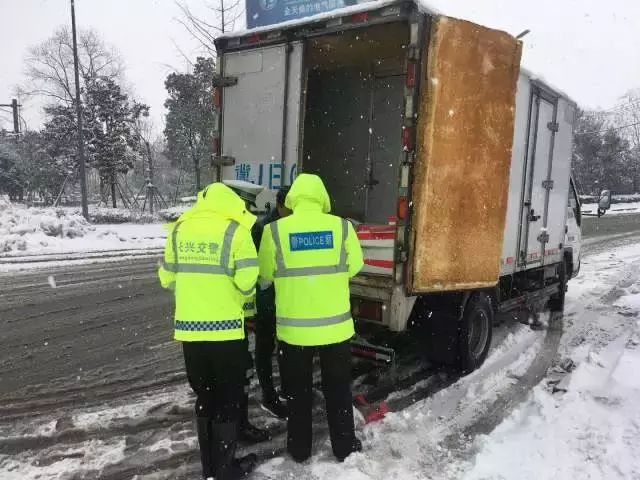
top-left (402, 126), bottom-right (413, 151)
top-left (351, 12), bottom-right (369, 23)
top-left (352, 298), bottom-right (382, 322)
top-left (397, 196), bottom-right (408, 220)
top-left (248, 33), bottom-right (261, 44)
top-left (406, 61), bottom-right (416, 89)
top-left (213, 87), bottom-right (221, 108)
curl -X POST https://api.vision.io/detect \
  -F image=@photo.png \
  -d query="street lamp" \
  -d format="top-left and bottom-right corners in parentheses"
top-left (70, 0), bottom-right (89, 220)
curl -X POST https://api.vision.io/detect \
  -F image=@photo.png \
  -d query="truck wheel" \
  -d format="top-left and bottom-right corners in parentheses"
top-left (457, 293), bottom-right (493, 374)
top-left (549, 258), bottom-right (568, 313)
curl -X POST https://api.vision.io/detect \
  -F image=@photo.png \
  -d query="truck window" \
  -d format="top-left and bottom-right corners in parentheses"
top-left (569, 180), bottom-right (581, 227)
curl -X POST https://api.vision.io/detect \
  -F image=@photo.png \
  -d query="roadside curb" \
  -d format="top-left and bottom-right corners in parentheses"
top-left (0, 248), bottom-right (164, 265)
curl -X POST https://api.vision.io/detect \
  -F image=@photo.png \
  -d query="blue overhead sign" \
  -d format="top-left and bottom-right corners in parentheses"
top-left (246, 0), bottom-right (352, 28)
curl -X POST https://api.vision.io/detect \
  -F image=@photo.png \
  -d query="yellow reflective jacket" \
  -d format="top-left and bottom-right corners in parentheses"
top-left (243, 297), bottom-right (256, 319)
top-left (258, 174), bottom-right (364, 346)
top-left (158, 183), bottom-right (258, 342)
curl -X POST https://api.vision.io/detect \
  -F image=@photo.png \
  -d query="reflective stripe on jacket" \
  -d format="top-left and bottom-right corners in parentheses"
top-left (258, 174), bottom-right (364, 346)
top-left (158, 183), bottom-right (258, 342)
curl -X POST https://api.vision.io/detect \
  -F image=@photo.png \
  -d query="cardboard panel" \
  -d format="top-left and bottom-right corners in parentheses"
top-left (409, 16), bottom-right (522, 293)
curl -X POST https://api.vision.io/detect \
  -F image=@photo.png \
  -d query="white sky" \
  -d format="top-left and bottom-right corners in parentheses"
top-left (1, 0), bottom-right (638, 133)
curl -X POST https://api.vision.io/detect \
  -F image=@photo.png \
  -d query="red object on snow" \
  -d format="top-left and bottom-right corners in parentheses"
top-left (354, 394), bottom-right (391, 424)
top-left (365, 401), bottom-right (390, 423)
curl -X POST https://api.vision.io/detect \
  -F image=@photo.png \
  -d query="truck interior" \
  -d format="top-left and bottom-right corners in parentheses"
top-left (300, 22), bottom-right (409, 225)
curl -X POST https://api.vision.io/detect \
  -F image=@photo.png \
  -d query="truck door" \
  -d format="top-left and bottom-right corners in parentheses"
top-left (219, 43), bottom-right (303, 209)
top-left (519, 92), bottom-right (558, 266)
top-left (365, 74), bottom-right (405, 224)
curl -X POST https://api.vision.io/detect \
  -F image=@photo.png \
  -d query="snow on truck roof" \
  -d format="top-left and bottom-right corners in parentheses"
top-left (218, 0), bottom-right (439, 39)
top-left (218, 0), bottom-right (575, 105)
top-left (520, 67), bottom-right (577, 106)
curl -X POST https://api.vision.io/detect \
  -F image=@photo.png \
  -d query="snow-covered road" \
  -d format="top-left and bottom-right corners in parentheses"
top-left (456, 242), bottom-right (640, 480)
top-left (1, 236), bottom-right (640, 479)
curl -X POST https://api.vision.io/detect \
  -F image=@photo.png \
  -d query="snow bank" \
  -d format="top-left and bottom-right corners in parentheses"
top-left (582, 201), bottom-right (640, 216)
top-left (0, 203), bottom-right (93, 253)
top-left (0, 201), bottom-right (166, 258)
top-left (84, 207), bottom-right (156, 224)
top-left (158, 206), bottom-right (188, 222)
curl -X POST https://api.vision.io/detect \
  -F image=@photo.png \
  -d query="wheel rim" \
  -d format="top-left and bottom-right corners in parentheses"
top-left (468, 310), bottom-right (489, 358)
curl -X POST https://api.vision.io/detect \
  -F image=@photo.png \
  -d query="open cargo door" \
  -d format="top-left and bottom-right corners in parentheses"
top-left (408, 16), bottom-right (522, 293)
top-left (219, 43), bottom-right (303, 209)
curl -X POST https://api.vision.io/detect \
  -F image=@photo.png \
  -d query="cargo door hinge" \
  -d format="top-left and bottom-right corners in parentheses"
top-left (212, 155), bottom-right (236, 166)
top-left (542, 180), bottom-right (554, 190)
top-left (212, 74), bottom-right (238, 87)
top-left (407, 46), bottom-right (420, 61)
top-left (547, 122), bottom-right (559, 132)
top-left (538, 230), bottom-right (550, 243)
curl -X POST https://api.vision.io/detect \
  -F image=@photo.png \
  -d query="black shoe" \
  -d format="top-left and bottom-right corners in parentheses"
top-left (234, 453), bottom-right (258, 477)
top-left (353, 437), bottom-right (363, 453)
top-left (277, 391), bottom-right (291, 405)
top-left (196, 418), bottom-right (214, 478)
top-left (261, 397), bottom-right (288, 420)
top-left (238, 422), bottom-right (271, 444)
top-left (336, 437), bottom-right (363, 462)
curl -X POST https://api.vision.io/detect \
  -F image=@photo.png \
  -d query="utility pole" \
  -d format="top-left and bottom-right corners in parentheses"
top-left (70, 0), bottom-right (89, 220)
top-left (145, 140), bottom-right (155, 214)
top-left (0, 99), bottom-right (20, 134)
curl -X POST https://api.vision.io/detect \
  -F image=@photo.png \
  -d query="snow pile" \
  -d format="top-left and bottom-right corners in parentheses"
top-left (582, 201), bottom-right (640, 216)
top-left (463, 326), bottom-right (640, 480)
top-left (0, 203), bottom-right (93, 252)
top-left (84, 207), bottom-right (155, 224)
top-left (459, 242), bottom-right (640, 480)
top-left (580, 193), bottom-right (640, 204)
top-left (0, 202), bottom-right (167, 258)
top-left (158, 206), bottom-right (188, 222)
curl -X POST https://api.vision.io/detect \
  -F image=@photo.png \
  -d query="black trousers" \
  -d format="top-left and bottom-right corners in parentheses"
top-left (254, 285), bottom-right (287, 401)
top-left (281, 340), bottom-right (356, 461)
top-left (254, 310), bottom-right (284, 401)
top-left (183, 340), bottom-right (246, 423)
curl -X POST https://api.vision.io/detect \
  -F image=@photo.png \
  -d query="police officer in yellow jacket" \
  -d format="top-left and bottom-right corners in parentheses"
top-left (258, 173), bottom-right (364, 462)
top-left (223, 180), bottom-right (271, 444)
top-left (159, 182), bottom-right (259, 480)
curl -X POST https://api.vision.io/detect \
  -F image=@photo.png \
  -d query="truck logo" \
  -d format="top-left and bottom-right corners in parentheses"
top-left (259, 0), bottom-right (277, 11)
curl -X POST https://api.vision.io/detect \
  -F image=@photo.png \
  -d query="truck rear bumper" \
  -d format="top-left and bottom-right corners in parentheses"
top-left (351, 336), bottom-right (396, 364)
top-left (350, 276), bottom-right (416, 332)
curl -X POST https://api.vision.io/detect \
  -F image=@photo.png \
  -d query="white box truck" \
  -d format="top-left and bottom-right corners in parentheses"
top-left (212, 0), bottom-right (583, 372)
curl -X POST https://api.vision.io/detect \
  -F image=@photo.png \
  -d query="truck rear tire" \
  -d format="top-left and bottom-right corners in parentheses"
top-left (549, 258), bottom-right (568, 313)
top-left (457, 293), bottom-right (493, 374)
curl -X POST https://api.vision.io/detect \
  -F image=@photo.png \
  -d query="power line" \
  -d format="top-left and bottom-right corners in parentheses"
top-left (600, 100), bottom-right (640, 115)
top-left (576, 120), bottom-right (640, 136)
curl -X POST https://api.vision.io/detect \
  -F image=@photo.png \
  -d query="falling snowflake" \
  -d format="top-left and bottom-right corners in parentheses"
top-left (48, 276), bottom-right (57, 289)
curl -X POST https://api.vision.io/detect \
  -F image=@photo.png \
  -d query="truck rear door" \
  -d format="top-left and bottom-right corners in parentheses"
top-left (407, 16), bottom-right (522, 293)
top-left (219, 43), bottom-right (303, 208)
top-left (519, 91), bottom-right (558, 266)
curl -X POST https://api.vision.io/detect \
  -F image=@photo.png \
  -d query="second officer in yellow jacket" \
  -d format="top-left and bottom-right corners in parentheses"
top-left (258, 173), bottom-right (364, 463)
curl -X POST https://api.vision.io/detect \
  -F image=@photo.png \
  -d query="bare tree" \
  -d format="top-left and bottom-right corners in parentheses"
top-left (615, 90), bottom-right (640, 150)
top-left (175, 0), bottom-right (244, 56)
top-left (23, 27), bottom-right (124, 106)
top-left (614, 90), bottom-right (640, 192)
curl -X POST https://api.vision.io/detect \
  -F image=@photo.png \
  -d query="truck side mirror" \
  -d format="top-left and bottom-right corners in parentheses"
top-left (598, 190), bottom-right (611, 216)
